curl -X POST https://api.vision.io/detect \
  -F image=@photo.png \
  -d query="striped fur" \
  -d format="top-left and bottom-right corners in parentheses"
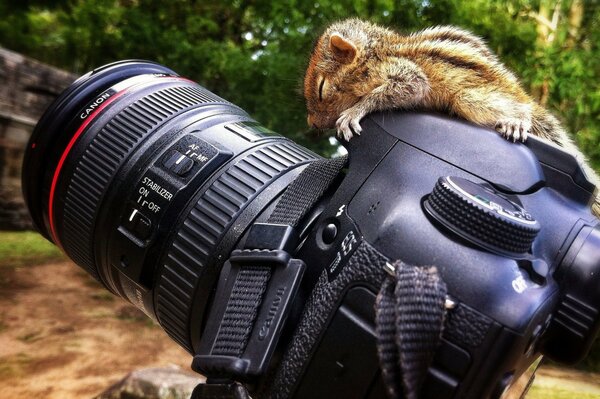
top-left (304, 18), bottom-right (599, 215)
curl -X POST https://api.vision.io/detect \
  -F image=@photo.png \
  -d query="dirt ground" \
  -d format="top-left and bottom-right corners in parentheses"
top-left (0, 260), bottom-right (599, 399)
top-left (0, 260), bottom-right (191, 398)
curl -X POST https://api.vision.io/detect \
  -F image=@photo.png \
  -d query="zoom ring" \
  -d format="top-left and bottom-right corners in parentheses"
top-left (62, 83), bottom-right (230, 281)
top-left (156, 142), bottom-right (317, 352)
top-left (428, 180), bottom-right (538, 254)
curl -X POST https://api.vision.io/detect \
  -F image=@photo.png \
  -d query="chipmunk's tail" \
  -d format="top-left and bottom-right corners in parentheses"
top-left (532, 104), bottom-right (600, 218)
top-left (531, 104), bottom-right (569, 144)
top-left (592, 200), bottom-right (600, 219)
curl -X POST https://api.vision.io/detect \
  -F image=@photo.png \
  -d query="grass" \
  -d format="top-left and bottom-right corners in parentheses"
top-left (528, 386), bottom-right (600, 399)
top-left (0, 231), bottom-right (64, 268)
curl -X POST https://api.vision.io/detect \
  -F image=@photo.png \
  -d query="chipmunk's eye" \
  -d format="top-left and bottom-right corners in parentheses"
top-left (318, 78), bottom-right (325, 101)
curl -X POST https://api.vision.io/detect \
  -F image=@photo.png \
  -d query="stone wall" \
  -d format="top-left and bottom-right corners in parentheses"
top-left (0, 48), bottom-right (77, 229)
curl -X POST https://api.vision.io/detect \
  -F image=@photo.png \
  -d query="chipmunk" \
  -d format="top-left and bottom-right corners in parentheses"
top-left (304, 18), bottom-right (600, 216)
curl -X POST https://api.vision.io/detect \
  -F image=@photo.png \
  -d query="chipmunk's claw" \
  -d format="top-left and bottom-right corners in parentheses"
top-left (495, 118), bottom-right (530, 142)
top-left (336, 108), bottom-right (364, 141)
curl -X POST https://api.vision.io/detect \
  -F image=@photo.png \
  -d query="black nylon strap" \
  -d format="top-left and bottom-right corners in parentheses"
top-left (269, 156), bottom-right (348, 226)
top-left (213, 266), bottom-right (272, 357)
top-left (211, 155), bottom-right (348, 364)
top-left (375, 260), bottom-right (448, 399)
top-left (375, 275), bottom-right (403, 398)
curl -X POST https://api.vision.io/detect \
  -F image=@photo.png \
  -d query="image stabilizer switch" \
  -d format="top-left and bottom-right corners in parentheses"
top-left (123, 208), bottom-right (152, 240)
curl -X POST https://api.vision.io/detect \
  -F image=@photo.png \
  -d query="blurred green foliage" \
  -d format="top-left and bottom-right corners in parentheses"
top-left (0, 0), bottom-right (599, 373)
top-left (0, 0), bottom-right (598, 162)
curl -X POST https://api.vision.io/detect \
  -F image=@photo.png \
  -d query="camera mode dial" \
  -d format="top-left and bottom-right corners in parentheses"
top-left (424, 176), bottom-right (540, 257)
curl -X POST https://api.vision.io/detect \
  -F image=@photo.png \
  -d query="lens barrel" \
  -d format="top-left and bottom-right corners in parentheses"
top-left (22, 61), bottom-right (319, 353)
top-left (23, 60), bottom-right (178, 243)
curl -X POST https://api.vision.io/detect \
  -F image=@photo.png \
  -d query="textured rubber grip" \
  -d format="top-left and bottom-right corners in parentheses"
top-left (426, 179), bottom-right (539, 255)
top-left (62, 84), bottom-right (230, 282)
top-left (155, 142), bottom-right (316, 351)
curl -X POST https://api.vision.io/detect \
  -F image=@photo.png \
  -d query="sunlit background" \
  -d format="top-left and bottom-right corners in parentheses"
top-left (0, 1), bottom-right (598, 398)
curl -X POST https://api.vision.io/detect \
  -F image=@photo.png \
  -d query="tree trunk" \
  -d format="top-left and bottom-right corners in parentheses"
top-left (530, 0), bottom-right (562, 106)
top-left (566, 0), bottom-right (584, 46)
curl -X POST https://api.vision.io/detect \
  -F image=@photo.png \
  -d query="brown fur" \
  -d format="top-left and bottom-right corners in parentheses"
top-left (304, 18), bottom-right (599, 216)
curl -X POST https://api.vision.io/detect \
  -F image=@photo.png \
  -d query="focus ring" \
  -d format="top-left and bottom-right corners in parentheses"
top-left (61, 83), bottom-right (230, 281)
top-left (156, 142), bottom-right (317, 351)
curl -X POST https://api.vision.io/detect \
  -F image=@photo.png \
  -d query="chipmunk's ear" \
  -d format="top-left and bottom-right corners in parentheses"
top-left (329, 33), bottom-right (357, 64)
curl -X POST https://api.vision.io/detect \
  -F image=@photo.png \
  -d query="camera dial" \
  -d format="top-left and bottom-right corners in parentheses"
top-left (424, 176), bottom-right (540, 257)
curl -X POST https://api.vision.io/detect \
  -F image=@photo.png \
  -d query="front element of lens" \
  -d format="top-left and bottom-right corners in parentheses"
top-left (22, 61), bottom-right (319, 353)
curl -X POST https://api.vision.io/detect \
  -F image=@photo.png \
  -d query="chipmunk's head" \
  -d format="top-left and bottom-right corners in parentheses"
top-left (304, 19), bottom-right (381, 130)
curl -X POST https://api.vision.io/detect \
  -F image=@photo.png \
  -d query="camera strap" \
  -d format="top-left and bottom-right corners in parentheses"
top-left (375, 261), bottom-right (448, 399)
top-left (191, 156), bottom-right (348, 395)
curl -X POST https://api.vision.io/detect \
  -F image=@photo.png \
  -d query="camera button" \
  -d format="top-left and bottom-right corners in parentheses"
top-left (322, 223), bottom-right (338, 244)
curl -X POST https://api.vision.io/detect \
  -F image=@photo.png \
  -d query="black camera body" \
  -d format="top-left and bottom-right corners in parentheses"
top-left (263, 112), bottom-right (600, 398)
top-left (22, 61), bottom-right (600, 399)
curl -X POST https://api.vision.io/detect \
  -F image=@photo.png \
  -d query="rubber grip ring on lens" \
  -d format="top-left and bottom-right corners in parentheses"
top-left (60, 81), bottom-right (230, 282)
top-left (155, 142), bottom-right (317, 351)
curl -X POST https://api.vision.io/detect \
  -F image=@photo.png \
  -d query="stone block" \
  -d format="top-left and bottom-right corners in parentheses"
top-left (96, 366), bottom-right (204, 399)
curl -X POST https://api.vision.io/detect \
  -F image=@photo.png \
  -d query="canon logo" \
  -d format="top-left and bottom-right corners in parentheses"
top-left (258, 286), bottom-right (286, 340)
top-left (80, 92), bottom-right (111, 119)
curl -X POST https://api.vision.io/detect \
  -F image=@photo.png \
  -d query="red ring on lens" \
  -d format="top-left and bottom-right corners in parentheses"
top-left (47, 76), bottom-right (194, 248)
top-left (48, 90), bottom-right (127, 247)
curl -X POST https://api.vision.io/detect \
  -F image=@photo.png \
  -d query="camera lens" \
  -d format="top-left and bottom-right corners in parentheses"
top-left (22, 61), bottom-right (319, 353)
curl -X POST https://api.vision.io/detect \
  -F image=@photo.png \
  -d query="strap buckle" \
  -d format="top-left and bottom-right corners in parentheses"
top-left (193, 223), bottom-right (305, 380)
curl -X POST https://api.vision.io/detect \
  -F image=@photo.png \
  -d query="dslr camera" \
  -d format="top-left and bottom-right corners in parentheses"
top-left (23, 61), bottom-right (600, 398)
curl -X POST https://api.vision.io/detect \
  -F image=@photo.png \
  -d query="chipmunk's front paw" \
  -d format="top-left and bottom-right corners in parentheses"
top-left (495, 118), bottom-right (531, 142)
top-left (336, 108), bottom-right (364, 141)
